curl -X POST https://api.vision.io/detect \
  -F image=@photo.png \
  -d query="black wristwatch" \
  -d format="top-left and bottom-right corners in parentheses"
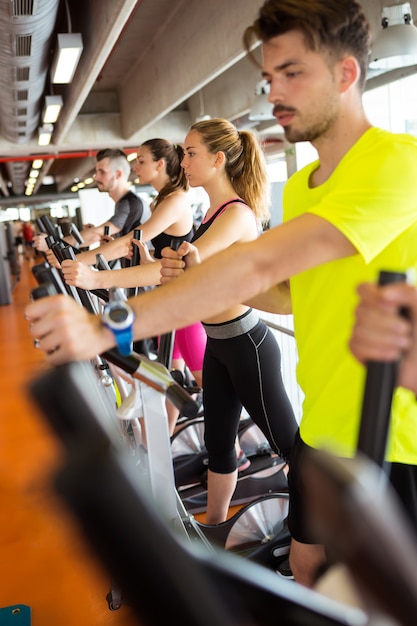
top-left (102, 288), bottom-right (135, 356)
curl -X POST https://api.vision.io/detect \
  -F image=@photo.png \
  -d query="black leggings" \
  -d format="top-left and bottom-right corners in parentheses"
top-left (202, 311), bottom-right (298, 474)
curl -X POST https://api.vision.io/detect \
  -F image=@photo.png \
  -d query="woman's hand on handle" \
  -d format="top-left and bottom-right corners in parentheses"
top-left (61, 260), bottom-right (100, 290)
top-left (45, 248), bottom-right (61, 268)
top-left (131, 239), bottom-right (155, 265)
top-left (34, 232), bottom-right (48, 253)
top-left (99, 234), bottom-right (114, 245)
top-left (160, 242), bottom-right (201, 284)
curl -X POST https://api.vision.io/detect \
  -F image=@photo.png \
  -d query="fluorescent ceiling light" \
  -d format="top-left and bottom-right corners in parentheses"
top-left (42, 95), bottom-right (63, 123)
top-left (51, 33), bottom-right (83, 84)
top-left (370, 3), bottom-right (417, 70)
top-left (38, 124), bottom-right (53, 146)
top-left (32, 159), bottom-right (43, 169)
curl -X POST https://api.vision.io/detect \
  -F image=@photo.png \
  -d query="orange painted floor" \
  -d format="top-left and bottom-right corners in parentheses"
top-left (0, 255), bottom-right (138, 626)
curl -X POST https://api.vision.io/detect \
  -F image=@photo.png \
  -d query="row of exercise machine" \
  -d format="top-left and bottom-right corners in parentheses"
top-left (31, 216), bottom-right (293, 578)
top-left (27, 216), bottom-right (417, 626)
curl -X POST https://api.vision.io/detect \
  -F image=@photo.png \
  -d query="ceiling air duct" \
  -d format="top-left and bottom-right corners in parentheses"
top-left (0, 0), bottom-right (60, 194)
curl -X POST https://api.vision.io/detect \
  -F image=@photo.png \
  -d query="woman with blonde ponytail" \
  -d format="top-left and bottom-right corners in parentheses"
top-left (161, 118), bottom-right (298, 524)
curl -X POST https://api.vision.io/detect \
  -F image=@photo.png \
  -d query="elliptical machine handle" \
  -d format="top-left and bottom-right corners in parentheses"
top-left (356, 269), bottom-right (411, 467)
top-left (127, 229), bottom-right (142, 299)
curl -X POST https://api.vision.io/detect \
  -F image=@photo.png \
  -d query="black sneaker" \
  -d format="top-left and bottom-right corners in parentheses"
top-left (275, 556), bottom-right (294, 580)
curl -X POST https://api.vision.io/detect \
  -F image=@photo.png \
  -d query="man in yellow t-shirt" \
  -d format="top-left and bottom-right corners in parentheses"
top-left (25, 0), bottom-right (417, 587)
top-left (285, 127), bottom-right (417, 463)
top-left (283, 125), bottom-right (417, 580)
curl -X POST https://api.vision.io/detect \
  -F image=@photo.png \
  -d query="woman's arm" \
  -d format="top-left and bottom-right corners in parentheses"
top-left (61, 258), bottom-right (162, 290)
top-left (74, 232), bottom-right (133, 265)
top-left (73, 192), bottom-right (192, 266)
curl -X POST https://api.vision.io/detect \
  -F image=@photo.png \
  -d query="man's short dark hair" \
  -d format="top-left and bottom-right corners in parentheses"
top-left (243, 0), bottom-right (371, 92)
top-left (96, 148), bottom-right (127, 162)
top-left (96, 148), bottom-right (130, 179)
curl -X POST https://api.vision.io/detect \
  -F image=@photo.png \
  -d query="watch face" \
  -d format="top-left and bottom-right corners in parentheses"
top-left (103, 300), bottom-right (134, 355)
top-left (103, 300), bottom-right (134, 336)
top-left (109, 304), bottom-right (129, 323)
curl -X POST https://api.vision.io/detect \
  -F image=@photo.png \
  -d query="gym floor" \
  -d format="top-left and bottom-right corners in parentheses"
top-left (0, 256), bottom-right (139, 626)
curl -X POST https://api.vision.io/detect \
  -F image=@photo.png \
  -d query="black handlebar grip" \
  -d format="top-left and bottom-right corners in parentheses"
top-left (59, 245), bottom-right (97, 313)
top-left (154, 238), bottom-right (185, 366)
top-left (101, 349), bottom-right (141, 376)
top-left (35, 216), bottom-right (46, 234)
top-left (39, 215), bottom-right (58, 238)
top-left (60, 246), bottom-right (77, 262)
top-left (170, 238), bottom-right (184, 253)
top-left (71, 223), bottom-right (85, 246)
top-left (31, 261), bottom-right (50, 284)
top-left (45, 235), bottom-right (56, 249)
top-left (95, 253), bottom-right (112, 271)
top-left (102, 349), bottom-right (199, 416)
top-left (90, 289), bottom-right (110, 303)
top-left (76, 289), bottom-right (97, 314)
top-left (126, 230), bottom-right (143, 298)
top-left (50, 241), bottom-right (66, 264)
top-left (31, 282), bottom-right (59, 300)
top-left (166, 383), bottom-right (199, 418)
top-left (32, 265), bottom-right (68, 294)
top-left (356, 270), bottom-right (409, 467)
top-left (158, 331), bottom-right (175, 370)
top-left (131, 229), bottom-right (142, 267)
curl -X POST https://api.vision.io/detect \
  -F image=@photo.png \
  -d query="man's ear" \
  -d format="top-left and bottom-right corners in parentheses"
top-left (339, 55), bottom-right (360, 93)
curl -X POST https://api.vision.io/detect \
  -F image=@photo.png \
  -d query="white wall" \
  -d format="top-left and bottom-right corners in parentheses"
top-left (77, 188), bottom-right (115, 227)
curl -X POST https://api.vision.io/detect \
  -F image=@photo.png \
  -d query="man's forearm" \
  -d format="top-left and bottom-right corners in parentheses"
top-left (129, 238), bottom-right (278, 341)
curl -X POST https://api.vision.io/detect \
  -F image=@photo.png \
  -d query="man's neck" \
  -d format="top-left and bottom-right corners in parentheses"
top-left (109, 184), bottom-right (130, 203)
top-left (311, 114), bottom-right (372, 187)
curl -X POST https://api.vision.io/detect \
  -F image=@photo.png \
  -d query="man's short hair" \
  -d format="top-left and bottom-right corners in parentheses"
top-left (96, 148), bottom-right (130, 179)
top-left (243, 0), bottom-right (371, 92)
top-left (96, 148), bottom-right (127, 161)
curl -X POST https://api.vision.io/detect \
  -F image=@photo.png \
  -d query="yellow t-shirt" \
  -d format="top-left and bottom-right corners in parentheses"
top-left (284, 127), bottom-right (417, 463)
